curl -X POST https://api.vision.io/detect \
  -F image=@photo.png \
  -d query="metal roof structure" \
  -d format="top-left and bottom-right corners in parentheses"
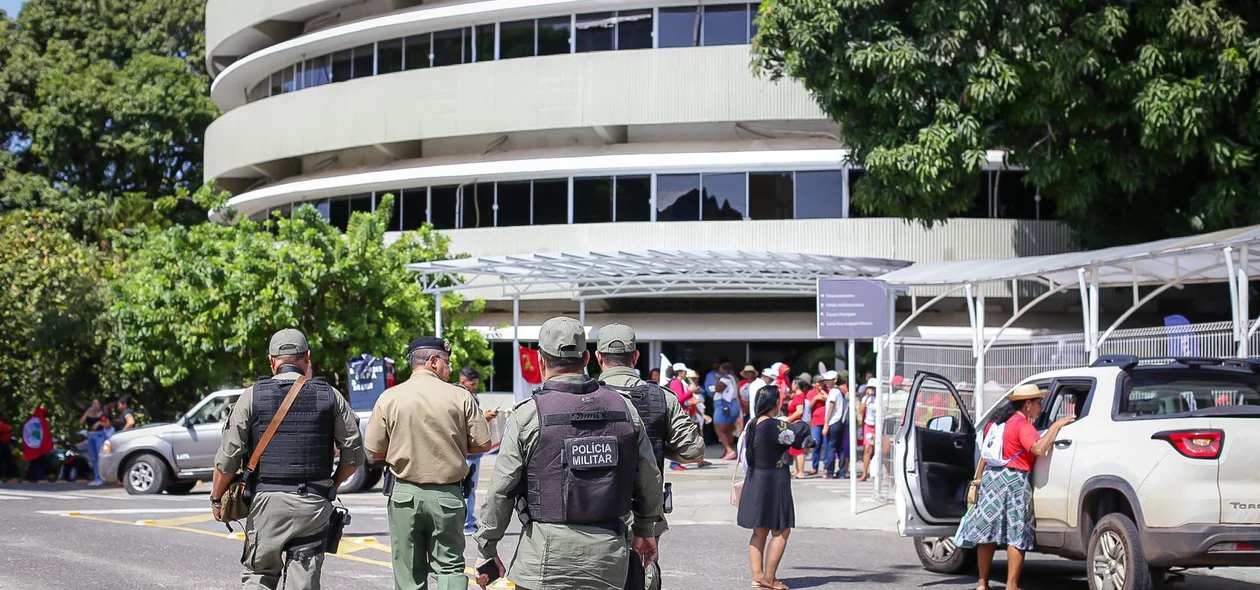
top-left (407, 250), bottom-right (911, 300)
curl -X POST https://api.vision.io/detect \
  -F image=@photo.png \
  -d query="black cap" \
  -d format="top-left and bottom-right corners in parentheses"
top-left (461, 366), bottom-right (481, 380)
top-left (407, 336), bottom-right (451, 358)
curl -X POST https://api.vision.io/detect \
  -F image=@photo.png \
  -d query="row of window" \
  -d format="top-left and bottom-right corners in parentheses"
top-left (248, 4), bottom-right (761, 102)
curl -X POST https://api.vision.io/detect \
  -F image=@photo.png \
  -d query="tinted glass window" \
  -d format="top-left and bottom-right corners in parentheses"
top-left (701, 173), bottom-right (747, 220)
top-left (500, 20), bottom-right (535, 59)
top-left (462, 183), bottom-right (494, 228)
top-left (659, 7), bottom-right (700, 48)
top-left (349, 194), bottom-right (373, 219)
top-left (1122, 372), bottom-right (1260, 417)
top-left (377, 39), bottom-right (403, 74)
top-left (537, 16), bottom-right (571, 56)
top-left (378, 190), bottom-right (403, 231)
top-left (994, 171), bottom-right (1042, 220)
top-left (703, 4), bottom-right (749, 46)
top-left (617, 10), bottom-right (653, 50)
top-left (475, 24), bottom-right (496, 61)
top-left (496, 181), bottom-right (532, 227)
top-left (657, 174), bottom-right (701, 221)
top-left (795, 171), bottom-right (845, 219)
top-left (430, 186), bottom-right (458, 229)
top-left (404, 34), bottom-right (431, 70)
top-left (532, 180), bottom-right (569, 225)
top-left (433, 28), bottom-right (470, 66)
top-left (328, 197), bottom-right (350, 230)
top-left (315, 200), bottom-right (331, 222)
top-left (401, 188), bottom-right (428, 230)
top-left (269, 71), bottom-right (282, 96)
top-left (351, 44), bottom-right (374, 78)
top-left (574, 177), bottom-right (613, 223)
top-left (749, 3), bottom-right (760, 39)
top-left (615, 176), bottom-right (651, 221)
top-left (304, 56), bottom-right (331, 88)
top-left (576, 12), bottom-right (614, 53)
top-left (280, 66), bottom-right (296, 93)
top-left (748, 173), bottom-right (794, 219)
top-left (331, 49), bottom-right (353, 82)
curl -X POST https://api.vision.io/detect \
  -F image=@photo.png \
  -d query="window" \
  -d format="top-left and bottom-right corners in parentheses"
top-left (659, 7), bottom-right (700, 48)
top-left (993, 171), bottom-right (1043, 220)
top-left (537, 16), bottom-right (571, 56)
top-left (912, 383), bottom-right (961, 430)
top-left (795, 171), bottom-right (846, 219)
top-left (496, 181), bottom-right (531, 227)
top-left (404, 34), bottom-right (431, 70)
top-left (328, 197), bottom-right (351, 229)
top-left (351, 44), bottom-right (374, 79)
top-left (304, 55), bottom-right (331, 88)
top-left (430, 186), bottom-right (458, 229)
top-left (532, 180), bottom-right (569, 225)
top-left (331, 49), bottom-right (353, 82)
top-left (315, 200), bottom-right (331, 222)
top-left (269, 70), bottom-right (283, 96)
top-left (433, 28), bottom-right (472, 66)
top-left (748, 173), bottom-right (794, 219)
top-left (615, 176), bottom-right (651, 221)
top-left (461, 183), bottom-right (495, 228)
top-left (378, 190), bottom-right (403, 231)
top-left (475, 24), bottom-right (496, 62)
top-left (500, 20), bottom-right (535, 59)
top-left (401, 189), bottom-right (428, 230)
top-left (701, 173), bottom-right (747, 220)
top-left (377, 39), bottom-right (403, 74)
top-left (280, 66), bottom-right (296, 93)
top-left (702, 4), bottom-right (750, 46)
top-left (576, 12), bottom-right (614, 53)
top-left (657, 174), bottom-right (701, 221)
top-left (574, 177), bottom-right (613, 223)
top-left (348, 194), bottom-right (373, 218)
top-left (1121, 372), bottom-right (1260, 417)
top-left (749, 3), bottom-right (760, 39)
top-left (617, 10), bottom-right (653, 50)
top-left (187, 394), bottom-right (240, 426)
top-left (292, 62), bottom-right (306, 90)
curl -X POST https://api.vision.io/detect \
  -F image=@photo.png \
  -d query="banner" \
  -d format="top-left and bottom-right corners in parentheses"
top-left (21, 406), bottom-right (52, 461)
top-left (519, 347), bottom-right (542, 384)
top-left (658, 354), bottom-right (672, 386)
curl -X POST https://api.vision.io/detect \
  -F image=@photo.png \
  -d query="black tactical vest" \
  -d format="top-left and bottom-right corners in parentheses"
top-left (525, 378), bottom-right (637, 525)
top-left (604, 382), bottom-right (669, 473)
top-left (250, 376), bottom-right (337, 483)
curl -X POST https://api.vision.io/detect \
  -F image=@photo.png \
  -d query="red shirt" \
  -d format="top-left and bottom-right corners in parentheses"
top-left (810, 394), bottom-right (828, 426)
top-left (788, 392), bottom-right (807, 422)
top-left (0, 420), bottom-right (10, 444)
top-left (983, 412), bottom-right (1040, 472)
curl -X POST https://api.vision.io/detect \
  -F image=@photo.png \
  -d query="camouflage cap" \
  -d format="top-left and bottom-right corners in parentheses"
top-left (268, 328), bottom-right (309, 356)
top-left (596, 323), bottom-right (636, 354)
top-left (539, 316), bottom-right (586, 358)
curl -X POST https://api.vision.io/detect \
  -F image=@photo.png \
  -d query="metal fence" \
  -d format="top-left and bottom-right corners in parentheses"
top-left (874, 321), bottom-right (1253, 503)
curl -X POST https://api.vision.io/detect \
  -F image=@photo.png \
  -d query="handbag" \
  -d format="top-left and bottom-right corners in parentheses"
top-left (965, 459), bottom-right (987, 508)
top-left (730, 430), bottom-right (746, 507)
top-left (220, 375), bottom-right (310, 522)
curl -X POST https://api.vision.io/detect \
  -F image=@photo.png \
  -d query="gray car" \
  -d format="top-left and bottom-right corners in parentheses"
top-left (99, 389), bottom-right (384, 495)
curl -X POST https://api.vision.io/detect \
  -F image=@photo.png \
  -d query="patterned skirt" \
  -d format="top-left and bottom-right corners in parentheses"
top-left (954, 467), bottom-right (1035, 551)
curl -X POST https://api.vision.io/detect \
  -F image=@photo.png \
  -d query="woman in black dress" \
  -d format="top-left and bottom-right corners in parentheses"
top-left (738, 386), bottom-right (796, 590)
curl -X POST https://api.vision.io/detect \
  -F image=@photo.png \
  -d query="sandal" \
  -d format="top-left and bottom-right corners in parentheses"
top-left (757, 581), bottom-right (789, 590)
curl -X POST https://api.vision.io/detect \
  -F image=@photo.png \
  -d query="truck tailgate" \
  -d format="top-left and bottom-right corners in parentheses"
top-left (1216, 416), bottom-right (1260, 524)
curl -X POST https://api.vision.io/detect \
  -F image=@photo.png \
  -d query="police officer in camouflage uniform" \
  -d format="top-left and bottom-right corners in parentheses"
top-left (474, 317), bottom-right (664, 590)
top-left (595, 323), bottom-right (705, 590)
top-left (211, 328), bottom-right (365, 590)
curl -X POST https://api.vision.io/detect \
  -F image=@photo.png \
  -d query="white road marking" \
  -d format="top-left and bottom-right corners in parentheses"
top-left (0, 493), bottom-right (31, 500)
top-left (0, 490), bottom-right (94, 500)
top-left (36, 507), bottom-right (208, 516)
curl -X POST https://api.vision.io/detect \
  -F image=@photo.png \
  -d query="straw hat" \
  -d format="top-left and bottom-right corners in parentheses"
top-left (1009, 383), bottom-right (1050, 401)
top-left (741, 364), bottom-right (757, 377)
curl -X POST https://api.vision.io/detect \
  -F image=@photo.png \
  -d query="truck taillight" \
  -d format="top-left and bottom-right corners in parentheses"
top-left (1152, 429), bottom-right (1224, 460)
top-left (1208, 542), bottom-right (1257, 552)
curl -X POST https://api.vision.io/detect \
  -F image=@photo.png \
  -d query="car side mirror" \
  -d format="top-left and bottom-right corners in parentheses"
top-left (182, 416), bottom-right (194, 428)
top-left (927, 415), bottom-right (959, 433)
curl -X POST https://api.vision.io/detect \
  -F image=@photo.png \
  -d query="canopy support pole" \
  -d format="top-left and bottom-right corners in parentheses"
top-left (974, 289), bottom-right (986, 418)
top-left (1240, 247), bottom-right (1251, 357)
top-left (578, 298), bottom-right (586, 327)
top-left (875, 288), bottom-right (896, 502)
top-left (848, 338), bottom-right (858, 515)
top-left (1077, 269), bottom-right (1091, 359)
top-left (1226, 248), bottom-right (1241, 348)
top-left (513, 296), bottom-right (522, 399)
top-left (435, 293), bottom-right (443, 339)
top-left (1089, 268), bottom-right (1100, 362)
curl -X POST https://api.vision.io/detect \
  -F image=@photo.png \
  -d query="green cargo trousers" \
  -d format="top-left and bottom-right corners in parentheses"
top-left (387, 481), bottom-right (467, 590)
top-left (241, 491), bottom-right (331, 590)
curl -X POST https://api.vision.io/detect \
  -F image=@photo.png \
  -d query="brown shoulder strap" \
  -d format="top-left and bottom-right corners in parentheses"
top-left (247, 375), bottom-right (310, 472)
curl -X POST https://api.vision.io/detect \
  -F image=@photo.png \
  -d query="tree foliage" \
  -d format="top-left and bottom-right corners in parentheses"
top-left (107, 191), bottom-right (491, 420)
top-left (755, 1), bottom-right (1260, 247)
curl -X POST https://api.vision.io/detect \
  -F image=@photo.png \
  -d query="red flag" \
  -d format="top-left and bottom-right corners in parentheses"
top-left (519, 347), bottom-right (542, 384)
top-left (775, 364), bottom-right (792, 405)
top-left (21, 406), bottom-right (53, 461)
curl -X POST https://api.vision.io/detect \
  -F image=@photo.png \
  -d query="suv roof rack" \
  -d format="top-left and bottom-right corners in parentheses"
top-left (1090, 355), bottom-right (1260, 373)
top-left (1090, 355), bottom-right (1140, 371)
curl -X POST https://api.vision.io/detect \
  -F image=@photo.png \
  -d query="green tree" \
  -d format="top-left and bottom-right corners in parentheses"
top-left (107, 191), bottom-right (491, 421)
top-left (0, 0), bottom-right (216, 239)
top-left (755, 1), bottom-right (1260, 247)
top-left (0, 210), bottom-right (110, 431)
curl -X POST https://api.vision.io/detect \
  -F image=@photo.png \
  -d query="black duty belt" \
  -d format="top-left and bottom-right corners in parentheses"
top-left (255, 481), bottom-right (333, 497)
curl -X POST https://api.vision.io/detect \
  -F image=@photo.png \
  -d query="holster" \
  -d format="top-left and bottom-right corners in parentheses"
top-left (382, 471), bottom-right (396, 498)
top-left (624, 551), bottom-right (646, 590)
top-left (461, 464), bottom-right (477, 499)
top-left (663, 482), bottom-right (673, 514)
top-left (324, 506), bottom-right (351, 554)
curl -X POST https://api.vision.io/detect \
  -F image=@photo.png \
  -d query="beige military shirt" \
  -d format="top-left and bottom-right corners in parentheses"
top-left (214, 370), bottom-right (365, 475)
top-left (365, 369), bottom-right (491, 485)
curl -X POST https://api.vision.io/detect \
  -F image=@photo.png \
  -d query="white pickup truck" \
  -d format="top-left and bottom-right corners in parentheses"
top-left (894, 355), bottom-right (1260, 590)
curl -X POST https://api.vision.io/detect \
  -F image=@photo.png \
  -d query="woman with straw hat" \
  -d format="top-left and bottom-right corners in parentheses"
top-left (954, 384), bottom-right (1076, 590)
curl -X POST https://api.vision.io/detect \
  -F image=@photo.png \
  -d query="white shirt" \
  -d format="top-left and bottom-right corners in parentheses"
top-left (825, 387), bottom-right (846, 426)
top-left (863, 393), bottom-right (877, 426)
top-left (715, 374), bottom-right (739, 403)
top-left (748, 378), bottom-right (769, 412)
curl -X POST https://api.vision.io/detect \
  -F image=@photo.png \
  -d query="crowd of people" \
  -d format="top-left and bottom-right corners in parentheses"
top-left (0, 395), bottom-right (139, 483)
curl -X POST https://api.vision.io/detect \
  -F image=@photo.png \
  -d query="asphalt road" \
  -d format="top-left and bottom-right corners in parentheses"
top-left (1, 482), bottom-right (1255, 590)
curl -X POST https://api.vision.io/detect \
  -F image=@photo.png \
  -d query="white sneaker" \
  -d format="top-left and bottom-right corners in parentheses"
top-left (86, 480), bottom-right (104, 487)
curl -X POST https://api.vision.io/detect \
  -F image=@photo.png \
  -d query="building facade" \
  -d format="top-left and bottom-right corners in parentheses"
top-left (205, 0), bottom-right (1082, 389)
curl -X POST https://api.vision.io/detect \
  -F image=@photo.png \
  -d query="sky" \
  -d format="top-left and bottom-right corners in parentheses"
top-left (0, 0), bottom-right (26, 17)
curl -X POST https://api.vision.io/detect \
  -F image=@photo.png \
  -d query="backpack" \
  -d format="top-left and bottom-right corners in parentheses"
top-left (978, 421), bottom-right (1021, 467)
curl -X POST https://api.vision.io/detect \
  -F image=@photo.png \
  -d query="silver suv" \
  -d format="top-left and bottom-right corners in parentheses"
top-left (99, 389), bottom-right (383, 495)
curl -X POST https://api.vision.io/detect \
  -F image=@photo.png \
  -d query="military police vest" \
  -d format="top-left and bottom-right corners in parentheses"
top-left (525, 378), bottom-right (637, 525)
top-left (250, 376), bottom-right (337, 483)
top-left (604, 382), bottom-right (669, 473)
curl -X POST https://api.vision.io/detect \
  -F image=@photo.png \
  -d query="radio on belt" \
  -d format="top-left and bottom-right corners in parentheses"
top-left (565, 436), bottom-right (619, 470)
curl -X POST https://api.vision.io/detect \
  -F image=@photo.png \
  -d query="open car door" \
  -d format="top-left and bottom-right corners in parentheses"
top-left (895, 371), bottom-right (976, 538)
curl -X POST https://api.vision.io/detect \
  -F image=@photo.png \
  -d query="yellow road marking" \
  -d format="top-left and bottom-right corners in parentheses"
top-left (152, 513), bottom-right (218, 527)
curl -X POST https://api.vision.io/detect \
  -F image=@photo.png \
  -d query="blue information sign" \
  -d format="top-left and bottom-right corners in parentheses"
top-left (816, 278), bottom-right (891, 339)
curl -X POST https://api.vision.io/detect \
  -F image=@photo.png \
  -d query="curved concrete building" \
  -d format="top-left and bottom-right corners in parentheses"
top-left (204, 0), bottom-right (1077, 389)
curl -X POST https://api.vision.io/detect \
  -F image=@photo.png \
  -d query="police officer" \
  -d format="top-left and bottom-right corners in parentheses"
top-left (366, 337), bottom-right (492, 590)
top-left (474, 317), bottom-right (664, 590)
top-left (211, 328), bottom-right (365, 590)
top-left (595, 323), bottom-right (705, 590)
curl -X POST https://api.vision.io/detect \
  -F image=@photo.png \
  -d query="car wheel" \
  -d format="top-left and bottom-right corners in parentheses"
top-left (338, 463), bottom-right (367, 494)
top-left (165, 481), bottom-right (197, 495)
top-left (913, 536), bottom-right (976, 574)
top-left (1088, 514), bottom-right (1161, 590)
top-left (123, 454), bottom-right (169, 495)
top-left (362, 467), bottom-right (383, 492)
